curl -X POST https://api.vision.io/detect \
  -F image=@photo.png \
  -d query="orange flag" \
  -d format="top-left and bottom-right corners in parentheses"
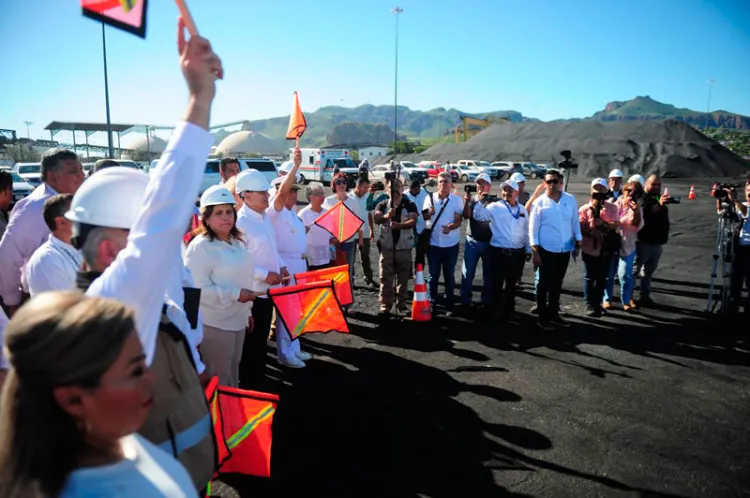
top-left (82, 0), bottom-right (148, 38)
top-left (286, 91), bottom-right (307, 140)
top-left (270, 281), bottom-right (349, 340)
top-left (295, 264), bottom-right (353, 306)
top-left (204, 376), bottom-right (279, 479)
top-left (313, 200), bottom-right (364, 243)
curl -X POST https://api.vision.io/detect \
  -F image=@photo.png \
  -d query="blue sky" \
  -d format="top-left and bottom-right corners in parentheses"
top-left (1, 0), bottom-right (749, 145)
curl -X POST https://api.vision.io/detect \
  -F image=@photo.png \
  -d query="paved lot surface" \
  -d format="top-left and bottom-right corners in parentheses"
top-left (216, 178), bottom-right (750, 497)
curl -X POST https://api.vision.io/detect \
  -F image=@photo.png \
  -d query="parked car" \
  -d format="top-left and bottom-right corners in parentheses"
top-left (396, 161), bottom-right (430, 183)
top-left (10, 172), bottom-right (34, 209)
top-left (519, 162), bottom-right (547, 179)
top-left (492, 161), bottom-right (523, 177)
top-left (451, 164), bottom-right (479, 183)
top-left (418, 161), bottom-right (459, 182)
top-left (13, 162), bottom-right (42, 187)
top-left (457, 160), bottom-right (503, 179)
top-left (369, 164), bottom-right (410, 189)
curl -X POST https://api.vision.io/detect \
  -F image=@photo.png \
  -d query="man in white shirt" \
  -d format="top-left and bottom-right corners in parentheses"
top-left (0, 171), bottom-right (11, 240)
top-left (236, 168), bottom-right (286, 387)
top-left (0, 148), bottom-right (85, 316)
top-left (349, 176), bottom-right (376, 286)
top-left (219, 157), bottom-right (240, 184)
top-left (473, 180), bottom-right (531, 320)
top-left (25, 194), bottom-right (82, 296)
top-left (422, 172), bottom-right (464, 316)
top-left (268, 152), bottom-right (313, 369)
top-left (529, 169), bottom-right (582, 330)
top-left (405, 179), bottom-right (429, 267)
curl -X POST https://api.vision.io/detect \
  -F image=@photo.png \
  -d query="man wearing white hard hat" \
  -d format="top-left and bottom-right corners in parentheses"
top-left (184, 185), bottom-right (257, 387)
top-left (578, 178), bottom-right (618, 317)
top-left (510, 173), bottom-right (530, 206)
top-left (460, 173), bottom-right (493, 310)
top-left (473, 179), bottom-right (531, 320)
top-left (64, 22), bottom-right (222, 490)
top-left (267, 148), bottom-right (313, 367)
top-left (608, 169), bottom-right (624, 200)
top-left (529, 169), bottom-right (582, 330)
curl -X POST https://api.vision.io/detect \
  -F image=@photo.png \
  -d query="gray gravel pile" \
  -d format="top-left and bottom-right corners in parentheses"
top-left (387, 119), bottom-right (750, 178)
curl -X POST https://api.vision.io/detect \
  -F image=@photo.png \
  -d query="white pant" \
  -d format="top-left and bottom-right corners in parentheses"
top-left (276, 256), bottom-right (306, 361)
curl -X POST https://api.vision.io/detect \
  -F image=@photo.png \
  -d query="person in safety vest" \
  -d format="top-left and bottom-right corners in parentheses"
top-left (63, 19), bottom-right (222, 492)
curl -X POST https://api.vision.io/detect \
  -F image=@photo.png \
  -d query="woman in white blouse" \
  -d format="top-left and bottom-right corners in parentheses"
top-left (298, 182), bottom-right (332, 270)
top-left (184, 185), bottom-right (256, 387)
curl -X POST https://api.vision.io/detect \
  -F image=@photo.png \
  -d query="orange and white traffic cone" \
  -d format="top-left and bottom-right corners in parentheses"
top-left (411, 264), bottom-right (432, 322)
top-left (688, 185), bottom-right (696, 200)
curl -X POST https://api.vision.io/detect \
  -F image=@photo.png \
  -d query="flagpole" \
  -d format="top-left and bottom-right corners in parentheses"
top-left (392, 7), bottom-right (403, 154)
top-left (102, 22), bottom-right (115, 158)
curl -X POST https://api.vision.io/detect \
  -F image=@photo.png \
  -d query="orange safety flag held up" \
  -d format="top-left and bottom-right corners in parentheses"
top-left (270, 280), bottom-right (349, 340)
top-left (313, 200), bottom-right (364, 244)
top-left (82, 0), bottom-right (148, 38)
top-left (204, 376), bottom-right (279, 478)
top-left (286, 91), bottom-right (307, 140)
top-left (295, 264), bottom-right (353, 306)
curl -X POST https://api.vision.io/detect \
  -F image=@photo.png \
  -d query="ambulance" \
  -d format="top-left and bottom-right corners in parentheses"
top-left (294, 148), bottom-right (358, 185)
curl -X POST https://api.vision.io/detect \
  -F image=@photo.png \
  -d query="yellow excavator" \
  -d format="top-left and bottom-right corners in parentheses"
top-left (454, 114), bottom-right (510, 143)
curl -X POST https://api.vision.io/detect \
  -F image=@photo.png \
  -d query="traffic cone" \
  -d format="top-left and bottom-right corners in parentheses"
top-left (411, 264), bottom-right (432, 322)
top-left (688, 185), bottom-right (696, 200)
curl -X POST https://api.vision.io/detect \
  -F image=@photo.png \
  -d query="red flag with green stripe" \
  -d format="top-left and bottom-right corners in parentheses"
top-left (313, 200), bottom-right (364, 243)
top-left (270, 280), bottom-right (349, 340)
top-left (294, 264), bottom-right (353, 306)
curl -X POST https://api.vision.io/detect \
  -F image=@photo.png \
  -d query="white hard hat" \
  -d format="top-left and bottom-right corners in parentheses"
top-left (200, 185), bottom-right (234, 209)
top-left (278, 161), bottom-right (302, 183)
top-left (500, 180), bottom-right (519, 191)
top-left (591, 178), bottom-right (608, 189)
top-left (270, 176), bottom-right (301, 190)
top-left (608, 169), bottom-right (624, 178)
top-left (66, 167), bottom-right (149, 230)
top-left (236, 169), bottom-right (270, 193)
top-left (628, 174), bottom-right (645, 187)
top-left (510, 172), bottom-right (526, 183)
top-left (475, 173), bottom-right (492, 184)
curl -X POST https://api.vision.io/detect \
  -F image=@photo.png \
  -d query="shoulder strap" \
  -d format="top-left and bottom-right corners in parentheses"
top-left (432, 195), bottom-right (451, 226)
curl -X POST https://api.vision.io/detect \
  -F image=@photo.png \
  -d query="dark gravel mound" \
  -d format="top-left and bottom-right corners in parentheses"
top-left (395, 119), bottom-right (750, 178)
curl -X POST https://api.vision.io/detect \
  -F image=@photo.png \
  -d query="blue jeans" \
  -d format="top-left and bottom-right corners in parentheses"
top-left (427, 244), bottom-right (459, 309)
top-left (582, 252), bottom-right (612, 308)
top-left (460, 236), bottom-right (492, 305)
top-left (604, 251), bottom-right (637, 305)
top-left (340, 241), bottom-right (357, 309)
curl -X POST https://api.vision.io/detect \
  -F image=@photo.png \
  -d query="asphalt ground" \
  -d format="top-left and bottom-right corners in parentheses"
top-left (215, 177), bottom-right (750, 498)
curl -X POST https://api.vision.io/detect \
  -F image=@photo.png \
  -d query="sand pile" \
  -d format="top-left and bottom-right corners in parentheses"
top-left (391, 119), bottom-right (749, 178)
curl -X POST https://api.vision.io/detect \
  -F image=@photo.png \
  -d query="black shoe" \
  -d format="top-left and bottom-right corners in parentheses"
top-left (584, 305), bottom-right (600, 317)
top-left (537, 318), bottom-right (556, 331)
top-left (550, 314), bottom-right (571, 327)
top-left (637, 296), bottom-right (655, 307)
top-left (529, 304), bottom-right (539, 314)
top-left (504, 310), bottom-right (520, 323)
top-left (365, 277), bottom-right (377, 287)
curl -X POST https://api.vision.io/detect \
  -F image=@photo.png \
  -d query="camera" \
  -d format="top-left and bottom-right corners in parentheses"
top-left (663, 195), bottom-right (681, 205)
top-left (557, 150), bottom-right (579, 170)
top-left (481, 193), bottom-right (498, 203)
top-left (711, 182), bottom-right (741, 200)
top-left (384, 172), bottom-right (395, 182)
top-left (464, 184), bottom-right (477, 194)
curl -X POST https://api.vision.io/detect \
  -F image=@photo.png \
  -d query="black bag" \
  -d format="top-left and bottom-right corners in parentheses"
top-left (418, 192), bottom-right (450, 254)
top-left (601, 229), bottom-right (622, 255)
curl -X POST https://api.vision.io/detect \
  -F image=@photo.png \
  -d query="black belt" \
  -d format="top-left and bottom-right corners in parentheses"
top-left (491, 247), bottom-right (525, 255)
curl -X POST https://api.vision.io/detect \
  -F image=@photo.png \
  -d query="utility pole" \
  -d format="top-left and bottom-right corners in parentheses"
top-left (704, 78), bottom-right (715, 131)
top-left (23, 121), bottom-right (33, 139)
top-left (392, 7), bottom-right (403, 154)
top-left (102, 23), bottom-right (115, 158)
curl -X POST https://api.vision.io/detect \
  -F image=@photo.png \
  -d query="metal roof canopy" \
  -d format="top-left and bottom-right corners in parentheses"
top-left (45, 121), bottom-right (137, 137)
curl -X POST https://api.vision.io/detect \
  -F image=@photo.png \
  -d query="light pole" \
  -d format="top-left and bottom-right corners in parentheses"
top-left (392, 6), bottom-right (403, 154)
top-left (23, 121), bottom-right (33, 139)
top-left (102, 23), bottom-right (115, 158)
top-left (705, 78), bottom-right (715, 131)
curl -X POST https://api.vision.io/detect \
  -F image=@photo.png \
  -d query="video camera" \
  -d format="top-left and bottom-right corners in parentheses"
top-left (464, 184), bottom-right (477, 194)
top-left (711, 182), bottom-right (742, 200)
top-left (557, 150), bottom-right (579, 170)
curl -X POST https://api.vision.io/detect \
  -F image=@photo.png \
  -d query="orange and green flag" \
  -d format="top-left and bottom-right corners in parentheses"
top-left (269, 280), bottom-right (349, 340)
top-left (82, 0), bottom-right (148, 38)
top-left (294, 264), bottom-right (353, 306)
top-left (313, 200), bottom-right (364, 244)
top-left (204, 376), bottom-right (279, 479)
top-left (286, 91), bottom-right (307, 140)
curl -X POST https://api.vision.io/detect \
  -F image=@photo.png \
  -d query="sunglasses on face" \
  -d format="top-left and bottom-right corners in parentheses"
top-left (545, 179), bottom-right (559, 185)
top-left (335, 180), bottom-right (347, 186)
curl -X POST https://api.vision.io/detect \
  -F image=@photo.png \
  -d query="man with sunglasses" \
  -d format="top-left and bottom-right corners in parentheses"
top-left (529, 169), bottom-right (582, 330)
top-left (635, 174), bottom-right (671, 307)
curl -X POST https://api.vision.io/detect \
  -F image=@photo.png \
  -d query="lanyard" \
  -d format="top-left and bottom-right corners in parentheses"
top-left (501, 200), bottom-right (521, 220)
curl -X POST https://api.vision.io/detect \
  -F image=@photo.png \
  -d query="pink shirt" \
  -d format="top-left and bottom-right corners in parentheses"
top-left (614, 196), bottom-right (644, 256)
top-left (578, 200), bottom-right (617, 257)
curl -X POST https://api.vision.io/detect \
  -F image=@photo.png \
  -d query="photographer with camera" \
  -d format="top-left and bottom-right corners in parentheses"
top-left (460, 173), bottom-right (493, 310)
top-left (405, 178), bottom-right (429, 267)
top-left (717, 178), bottom-right (750, 315)
top-left (635, 174), bottom-right (671, 306)
top-left (473, 179), bottom-right (530, 321)
top-left (373, 176), bottom-right (418, 315)
top-left (578, 179), bottom-right (619, 317)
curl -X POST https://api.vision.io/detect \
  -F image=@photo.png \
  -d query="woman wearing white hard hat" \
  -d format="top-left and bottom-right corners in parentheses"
top-left (608, 169), bottom-right (624, 200)
top-left (510, 172), bottom-right (529, 207)
top-left (184, 185), bottom-right (256, 387)
top-left (578, 178), bottom-right (618, 317)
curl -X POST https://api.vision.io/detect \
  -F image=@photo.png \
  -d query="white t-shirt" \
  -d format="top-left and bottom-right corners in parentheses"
top-left (405, 188), bottom-right (429, 234)
top-left (422, 192), bottom-right (464, 247)
top-left (298, 205), bottom-right (332, 266)
top-left (60, 434), bottom-right (197, 497)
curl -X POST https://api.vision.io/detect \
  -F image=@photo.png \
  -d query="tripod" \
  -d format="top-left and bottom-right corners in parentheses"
top-left (706, 205), bottom-right (737, 313)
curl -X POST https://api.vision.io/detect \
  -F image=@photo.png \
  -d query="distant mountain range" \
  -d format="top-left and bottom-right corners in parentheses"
top-left (214, 96), bottom-right (749, 148)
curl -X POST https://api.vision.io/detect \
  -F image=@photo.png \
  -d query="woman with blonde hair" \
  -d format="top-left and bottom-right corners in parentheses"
top-left (0, 291), bottom-right (196, 497)
top-left (184, 185), bottom-right (256, 387)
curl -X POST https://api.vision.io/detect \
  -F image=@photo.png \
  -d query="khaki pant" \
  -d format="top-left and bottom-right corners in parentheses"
top-left (379, 248), bottom-right (412, 309)
top-left (202, 324), bottom-right (245, 387)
